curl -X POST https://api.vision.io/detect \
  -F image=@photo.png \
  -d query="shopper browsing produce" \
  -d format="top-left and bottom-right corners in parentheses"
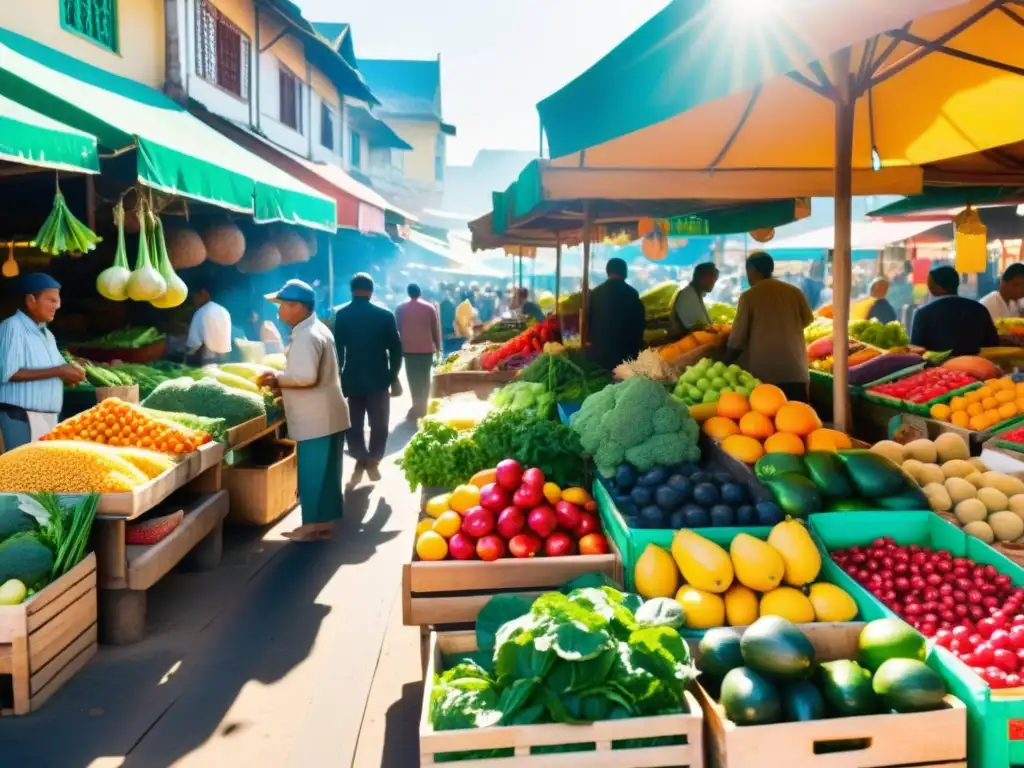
top-left (911, 265), bottom-right (998, 356)
top-left (261, 279), bottom-right (348, 542)
top-left (586, 257), bottom-right (645, 371)
top-left (725, 252), bottom-right (814, 402)
top-left (0, 273), bottom-right (84, 450)
top-left (186, 287), bottom-right (232, 364)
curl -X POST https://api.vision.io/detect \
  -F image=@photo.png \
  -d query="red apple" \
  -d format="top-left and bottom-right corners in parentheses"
top-left (495, 459), bottom-right (524, 491)
top-left (527, 505), bottom-right (558, 538)
top-left (478, 482), bottom-right (509, 513)
top-left (476, 534), bottom-right (506, 561)
top-left (508, 533), bottom-right (542, 558)
top-left (573, 512), bottom-right (600, 538)
top-left (544, 532), bottom-right (576, 557)
top-left (554, 500), bottom-right (582, 531)
top-left (448, 532), bottom-right (477, 560)
top-left (521, 467), bottom-right (545, 488)
top-left (462, 506), bottom-right (496, 538)
top-left (496, 506), bottom-right (525, 539)
top-left (513, 483), bottom-right (544, 509)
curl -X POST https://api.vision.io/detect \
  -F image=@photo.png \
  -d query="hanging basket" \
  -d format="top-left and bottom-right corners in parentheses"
top-left (201, 221), bottom-right (246, 265)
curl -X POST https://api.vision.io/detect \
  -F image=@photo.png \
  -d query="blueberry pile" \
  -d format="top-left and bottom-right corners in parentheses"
top-left (608, 463), bottom-right (785, 530)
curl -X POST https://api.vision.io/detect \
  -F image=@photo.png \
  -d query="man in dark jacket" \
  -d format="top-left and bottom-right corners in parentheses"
top-left (586, 258), bottom-right (645, 370)
top-left (911, 265), bottom-right (999, 356)
top-left (334, 273), bottom-right (402, 477)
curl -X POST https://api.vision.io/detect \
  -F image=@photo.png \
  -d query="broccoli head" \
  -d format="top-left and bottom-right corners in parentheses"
top-left (594, 441), bottom-right (626, 477)
top-left (625, 432), bottom-right (700, 473)
top-left (651, 404), bottom-right (683, 435)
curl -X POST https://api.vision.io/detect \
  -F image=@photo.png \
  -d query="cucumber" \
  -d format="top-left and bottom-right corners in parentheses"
top-left (720, 667), bottom-right (782, 725)
top-left (818, 660), bottom-right (878, 716)
top-left (781, 680), bottom-right (825, 722)
top-left (872, 658), bottom-right (947, 713)
top-left (740, 616), bottom-right (816, 682)
top-left (803, 452), bottom-right (853, 498)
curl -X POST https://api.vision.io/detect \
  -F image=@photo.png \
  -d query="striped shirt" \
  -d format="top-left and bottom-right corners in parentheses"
top-left (0, 310), bottom-right (64, 413)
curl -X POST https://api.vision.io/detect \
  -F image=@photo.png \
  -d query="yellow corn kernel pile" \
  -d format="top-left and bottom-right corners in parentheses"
top-left (0, 441), bottom-right (149, 493)
top-left (99, 445), bottom-right (177, 479)
top-left (43, 398), bottom-right (209, 453)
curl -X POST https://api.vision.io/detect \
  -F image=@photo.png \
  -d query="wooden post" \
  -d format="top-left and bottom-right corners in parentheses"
top-left (580, 203), bottom-right (592, 347)
top-left (85, 175), bottom-right (96, 232)
top-left (831, 48), bottom-right (855, 432)
top-left (327, 235), bottom-right (335, 309)
top-left (555, 235), bottom-right (563, 337)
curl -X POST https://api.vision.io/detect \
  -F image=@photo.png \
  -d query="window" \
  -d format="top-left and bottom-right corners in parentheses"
top-left (195, 0), bottom-right (250, 99)
top-left (279, 66), bottom-right (302, 132)
top-left (434, 132), bottom-right (445, 182)
top-left (350, 130), bottom-right (362, 170)
top-left (320, 103), bottom-right (336, 152)
top-left (61, 0), bottom-right (118, 51)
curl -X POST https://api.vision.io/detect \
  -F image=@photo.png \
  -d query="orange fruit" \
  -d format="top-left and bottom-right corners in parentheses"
top-left (806, 427), bottom-right (853, 452)
top-left (977, 386), bottom-right (994, 400)
top-left (950, 411), bottom-right (970, 428)
top-left (982, 397), bottom-right (999, 411)
top-left (717, 392), bottom-right (751, 420)
top-left (416, 518), bottom-right (435, 536)
top-left (774, 402), bottom-right (823, 437)
top-left (749, 384), bottom-right (787, 418)
top-left (416, 531), bottom-right (448, 561)
top-left (999, 402), bottom-right (1018, 421)
top-left (948, 396), bottom-right (967, 412)
top-left (930, 403), bottom-right (952, 421)
top-left (969, 415), bottom-right (988, 431)
top-left (703, 416), bottom-right (740, 440)
top-left (997, 390), bottom-right (1017, 404)
top-left (739, 411), bottom-right (775, 440)
top-left (721, 434), bottom-right (765, 464)
top-left (964, 391), bottom-right (981, 404)
top-left (764, 432), bottom-right (805, 455)
top-left (967, 402), bottom-right (984, 417)
top-left (432, 510), bottom-right (463, 539)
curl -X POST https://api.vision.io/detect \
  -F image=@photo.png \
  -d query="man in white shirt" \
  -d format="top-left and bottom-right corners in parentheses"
top-left (980, 264), bottom-right (1024, 323)
top-left (186, 288), bottom-right (233, 364)
top-left (673, 262), bottom-right (719, 334)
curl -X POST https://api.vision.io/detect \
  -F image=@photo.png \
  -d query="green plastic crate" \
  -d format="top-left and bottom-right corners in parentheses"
top-left (865, 379), bottom-right (983, 416)
top-left (810, 511), bottom-right (1024, 768)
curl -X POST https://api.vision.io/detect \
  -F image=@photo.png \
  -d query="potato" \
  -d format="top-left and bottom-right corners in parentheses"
top-left (923, 483), bottom-right (952, 513)
top-left (963, 520), bottom-right (995, 544)
top-left (871, 440), bottom-right (906, 465)
top-left (935, 432), bottom-right (970, 463)
top-left (969, 457), bottom-right (989, 473)
top-left (917, 463), bottom-right (946, 487)
top-left (901, 459), bottom-right (926, 483)
top-left (978, 486), bottom-right (1010, 514)
top-left (945, 477), bottom-right (978, 505)
top-left (904, 439), bottom-right (938, 464)
top-left (964, 472), bottom-right (986, 488)
top-left (980, 471), bottom-right (1024, 498)
top-left (989, 510), bottom-right (1024, 542)
top-left (941, 459), bottom-right (975, 479)
top-left (1009, 494), bottom-right (1024, 522)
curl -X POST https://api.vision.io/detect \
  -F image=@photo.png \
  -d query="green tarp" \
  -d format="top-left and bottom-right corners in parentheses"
top-left (0, 93), bottom-right (98, 173)
top-left (0, 27), bottom-right (336, 231)
top-left (868, 186), bottom-right (1024, 217)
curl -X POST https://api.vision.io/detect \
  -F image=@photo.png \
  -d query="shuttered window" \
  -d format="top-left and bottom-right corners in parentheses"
top-left (280, 67), bottom-right (302, 132)
top-left (61, 0), bottom-right (118, 52)
top-left (195, 0), bottom-right (250, 100)
top-left (320, 104), bottom-right (336, 151)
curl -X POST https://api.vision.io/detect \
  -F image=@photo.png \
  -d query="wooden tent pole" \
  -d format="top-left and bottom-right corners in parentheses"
top-left (831, 48), bottom-right (855, 432)
top-left (580, 203), bottom-right (592, 347)
top-left (85, 175), bottom-right (96, 232)
top-left (555, 235), bottom-right (563, 337)
top-left (327, 235), bottom-right (335, 309)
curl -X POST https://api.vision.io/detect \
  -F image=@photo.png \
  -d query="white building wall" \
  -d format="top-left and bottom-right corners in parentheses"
top-left (258, 53), bottom-right (308, 157)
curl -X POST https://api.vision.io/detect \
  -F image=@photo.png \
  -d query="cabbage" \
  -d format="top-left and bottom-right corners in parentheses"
top-left (96, 202), bottom-right (131, 301)
top-left (126, 210), bottom-right (166, 302)
top-left (150, 216), bottom-right (188, 309)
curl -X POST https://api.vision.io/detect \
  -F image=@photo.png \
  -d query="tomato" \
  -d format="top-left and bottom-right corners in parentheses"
top-left (577, 533), bottom-right (609, 556)
top-left (994, 649), bottom-right (1019, 674)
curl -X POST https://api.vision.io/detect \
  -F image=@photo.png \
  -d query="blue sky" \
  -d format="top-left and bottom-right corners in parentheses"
top-left (295, 0), bottom-right (667, 165)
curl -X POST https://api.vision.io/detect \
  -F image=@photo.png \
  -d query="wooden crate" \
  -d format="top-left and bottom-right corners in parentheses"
top-left (690, 622), bottom-right (967, 768)
top-left (403, 536), bottom-right (621, 629)
top-left (420, 631), bottom-right (703, 767)
top-left (431, 370), bottom-right (517, 399)
top-left (223, 439), bottom-right (298, 526)
top-left (0, 554), bottom-right (98, 716)
top-left (96, 456), bottom-right (194, 519)
top-left (225, 415), bottom-right (271, 450)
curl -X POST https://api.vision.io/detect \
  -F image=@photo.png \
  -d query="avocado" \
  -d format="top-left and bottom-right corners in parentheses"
top-left (754, 454), bottom-right (808, 481)
top-left (710, 505), bottom-right (735, 527)
top-left (781, 680), bottom-right (826, 722)
top-left (872, 658), bottom-right (947, 713)
top-left (858, 618), bottom-right (927, 673)
top-left (614, 464), bottom-right (637, 491)
top-left (740, 616), bottom-right (816, 682)
top-left (755, 501), bottom-right (785, 526)
top-left (693, 482), bottom-right (721, 507)
top-left (0, 533), bottom-right (54, 590)
top-left (721, 482), bottom-right (748, 506)
top-left (720, 667), bottom-right (782, 725)
top-left (735, 505), bottom-right (757, 526)
top-left (637, 467), bottom-right (669, 488)
top-left (835, 450), bottom-right (910, 498)
top-left (803, 452), bottom-right (854, 498)
top-left (763, 475), bottom-right (823, 517)
top-left (818, 660), bottom-right (878, 716)
top-left (698, 628), bottom-right (744, 678)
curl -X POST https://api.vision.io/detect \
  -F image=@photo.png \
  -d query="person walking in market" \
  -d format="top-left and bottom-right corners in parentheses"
top-left (0, 273), bottom-right (85, 452)
top-left (257, 280), bottom-right (348, 542)
top-left (585, 257), bottom-right (645, 371)
top-left (333, 273), bottom-right (402, 481)
top-left (396, 282), bottom-right (441, 420)
top-left (911, 265), bottom-right (999, 357)
top-left (725, 252), bottom-right (814, 403)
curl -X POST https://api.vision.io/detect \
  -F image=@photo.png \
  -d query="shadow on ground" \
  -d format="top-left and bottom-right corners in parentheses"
top-left (381, 681), bottom-right (425, 768)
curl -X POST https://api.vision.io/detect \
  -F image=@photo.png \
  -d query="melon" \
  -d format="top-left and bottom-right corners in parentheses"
top-left (944, 477), bottom-right (977, 505)
top-left (917, 464), bottom-right (945, 487)
top-left (981, 472), bottom-right (1024, 498)
top-left (941, 460), bottom-right (974, 479)
top-left (923, 483), bottom-right (952, 513)
top-left (954, 498), bottom-right (988, 525)
top-left (977, 487), bottom-right (1010, 514)
top-left (934, 433), bottom-right (970, 463)
top-left (1009, 494), bottom-right (1024, 522)
top-left (903, 439), bottom-right (938, 464)
top-left (870, 440), bottom-right (906, 465)
top-left (963, 520), bottom-right (995, 544)
top-left (964, 472), bottom-right (985, 488)
top-left (989, 511), bottom-right (1024, 542)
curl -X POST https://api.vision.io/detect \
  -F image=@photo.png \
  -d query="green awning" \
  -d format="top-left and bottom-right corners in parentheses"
top-left (0, 93), bottom-right (98, 173)
top-left (867, 186), bottom-right (1024, 217)
top-left (0, 27), bottom-right (336, 231)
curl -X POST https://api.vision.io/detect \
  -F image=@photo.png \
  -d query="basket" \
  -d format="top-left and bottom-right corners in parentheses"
top-left (125, 509), bottom-right (184, 545)
top-left (223, 438), bottom-right (298, 526)
top-left (68, 338), bottom-right (167, 364)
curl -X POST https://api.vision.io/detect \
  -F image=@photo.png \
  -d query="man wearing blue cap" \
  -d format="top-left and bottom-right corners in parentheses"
top-left (0, 273), bottom-right (84, 451)
top-left (259, 279), bottom-right (348, 542)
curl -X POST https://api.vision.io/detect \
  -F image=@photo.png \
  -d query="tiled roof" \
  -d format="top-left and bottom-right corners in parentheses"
top-left (357, 58), bottom-right (440, 120)
top-left (311, 22), bottom-right (357, 70)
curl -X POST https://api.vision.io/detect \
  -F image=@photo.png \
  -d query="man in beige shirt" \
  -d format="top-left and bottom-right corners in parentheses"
top-left (260, 280), bottom-right (349, 542)
top-left (725, 252), bottom-right (814, 402)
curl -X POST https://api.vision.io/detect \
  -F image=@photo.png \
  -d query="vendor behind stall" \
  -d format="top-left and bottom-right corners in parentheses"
top-left (0, 273), bottom-right (85, 451)
top-left (980, 263), bottom-right (1024, 322)
top-left (186, 287), bottom-right (232, 364)
top-left (672, 262), bottom-right (719, 334)
top-left (911, 266), bottom-right (998, 356)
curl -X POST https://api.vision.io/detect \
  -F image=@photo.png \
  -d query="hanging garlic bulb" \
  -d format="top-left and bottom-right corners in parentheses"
top-left (150, 216), bottom-right (189, 309)
top-left (96, 202), bottom-right (131, 300)
top-left (2, 244), bottom-right (19, 278)
top-left (125, 207), bottom-right (166, 302)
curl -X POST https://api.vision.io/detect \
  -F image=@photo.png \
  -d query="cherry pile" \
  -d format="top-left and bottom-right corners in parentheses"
top-left (833, 536), bottom-right (1024, 689)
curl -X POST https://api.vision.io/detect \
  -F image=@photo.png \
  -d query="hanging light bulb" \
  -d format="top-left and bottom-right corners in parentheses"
top-left (871, 146), bottom-right (882, 172)
top-left (2, 244), bottom-right (19, 278)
